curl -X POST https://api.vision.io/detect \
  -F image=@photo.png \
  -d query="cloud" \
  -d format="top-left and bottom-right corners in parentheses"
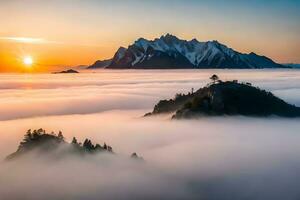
top-left (1, 112), bottom-right (300, 200)
top-left (0, 70), bottom-right (300, 199)
top-left (0, 36), bottom-right (104, 47)
top-left (0, 37), bottom-right (53, 44)
top-left (0, 70), bottom-right (300, 120)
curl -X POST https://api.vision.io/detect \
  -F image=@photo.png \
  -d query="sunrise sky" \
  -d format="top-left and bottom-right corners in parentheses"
top-left (0, 0), bottom-right (299, 72)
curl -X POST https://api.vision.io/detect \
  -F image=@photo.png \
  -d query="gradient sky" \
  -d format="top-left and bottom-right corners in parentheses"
top-left (0, 0), bottom-right (299, 72)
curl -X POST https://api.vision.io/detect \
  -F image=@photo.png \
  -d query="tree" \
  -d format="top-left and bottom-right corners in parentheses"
top-left (131, 152), bottom-right (143, 160)
top-left (83, 139), bottom-right (94, 151)
top-left (107, 145), bottom-right (113, 152)
top-left (103, 143), bottom-right (107, 150)
top-left (32, 129), bottom-right (42, 139)
top-left (24, 129), bottom-right (32, 141)
top-left (71, 137), bottom-right (78, 145)
top-left (103, 143), bottom-right (113, 152)
top-left (58, 131), bottom-right (64, 141)
top-left (131, 152), bottom-right (138, 158)
top-left (210, 74), bottom-right (219, 84)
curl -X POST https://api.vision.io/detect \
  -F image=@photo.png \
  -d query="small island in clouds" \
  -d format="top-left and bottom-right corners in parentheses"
top-left (6, 128), bottom-right (142, 161)
top-left (52, 69), bottom-right (79, 74)
top-left (146, 75), bottom-right (300, 118)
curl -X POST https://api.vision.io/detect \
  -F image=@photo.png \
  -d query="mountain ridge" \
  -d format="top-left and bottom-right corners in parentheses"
top-left (90, 34), bottom-right (286, 69)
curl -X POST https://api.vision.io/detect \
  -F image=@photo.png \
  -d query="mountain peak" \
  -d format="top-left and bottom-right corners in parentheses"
top-left (117, 46), bottom-right (127, 52)
top-left (161, 33), bottom-right (178, 39)
top-left (134, 38), bottom-right (149, 49)
top-left (160, 34), bottom-right (180, 43)
top-left (190, 38), bottom-right (199, 43)
top-left (97, 34), bottom-right (285, 69)
top-left (210, 40), bottom-right (221, 45)
top-left (249, 52), bottom-right (257, 56)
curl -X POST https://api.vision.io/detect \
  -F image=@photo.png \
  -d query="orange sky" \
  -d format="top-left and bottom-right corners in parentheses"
top-left (0, 0), bottom-right (299, 72)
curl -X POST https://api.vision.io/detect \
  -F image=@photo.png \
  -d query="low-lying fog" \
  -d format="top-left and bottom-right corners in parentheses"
top-left (1, 69), bottom-right (300, 200)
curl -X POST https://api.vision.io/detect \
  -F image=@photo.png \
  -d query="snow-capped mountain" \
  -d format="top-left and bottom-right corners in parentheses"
top-left (103, 34), bottom-right (285, 69)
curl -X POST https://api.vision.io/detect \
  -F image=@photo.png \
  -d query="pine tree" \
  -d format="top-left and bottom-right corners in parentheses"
top-left (103, 143), bottom-right (107, 150)
top-left (72, 137), bottom-right (78, 145)
top-left (24, 129), bottom-right (32, 142)
top-left (58, 131), bottom-right (64, 141)
top-left (83, 139), bottom-right (94, 151)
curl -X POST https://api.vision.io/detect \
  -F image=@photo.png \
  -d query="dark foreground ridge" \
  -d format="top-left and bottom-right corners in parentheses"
top-left (6, 129), bottom-right (142, 161)
top-left (145, 75), bottom-right (300, 119)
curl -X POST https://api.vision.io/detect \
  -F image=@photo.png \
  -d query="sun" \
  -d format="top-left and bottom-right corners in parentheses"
top-left (23, 56), bottom-right (33, 66)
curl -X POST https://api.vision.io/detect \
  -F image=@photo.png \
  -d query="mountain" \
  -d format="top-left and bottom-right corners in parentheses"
top-left (104, 34), bottom-right (285, 69)
top-left (6, 129), bottom-right (143, 161)
top-left (88, 59), bottom-right (112, 69)
top-left (145, 76), bottom-right (300, 118)
top-left (283, 63), bottom-right (300, 68)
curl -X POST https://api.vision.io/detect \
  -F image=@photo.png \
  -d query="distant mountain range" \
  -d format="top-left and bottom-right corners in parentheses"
top-left (88, 34), bottom-right (286, 69)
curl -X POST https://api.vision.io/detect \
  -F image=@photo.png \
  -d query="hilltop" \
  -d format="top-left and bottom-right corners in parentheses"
top-left (145, 75), bottom-right (300, 118)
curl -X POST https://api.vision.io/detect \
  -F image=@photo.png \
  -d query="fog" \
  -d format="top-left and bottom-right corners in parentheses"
top-left (0, 69), bottom-right (300, 199)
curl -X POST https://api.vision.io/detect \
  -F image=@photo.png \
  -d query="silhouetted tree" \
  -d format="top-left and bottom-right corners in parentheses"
top-left (103, 143), bottom-right (107, 150)
top-left (72, 137), bottom-right (78, 145)
top-left (24, 129), bottom-right (32, 141)
top-left (131, 152), bottom-right (138, 158)
top-left (83, 139), bottom-right (94, 151)
top-left (107, 145), bottom-right (113, 152)
top-left (31, 129), bottom-right (43, 140)
top-left (131, 152), bottom-right (143, 160)
top-left (210, 74), bottom-right (219, 84)
top-left (58, 131), bottom-right (64, 141)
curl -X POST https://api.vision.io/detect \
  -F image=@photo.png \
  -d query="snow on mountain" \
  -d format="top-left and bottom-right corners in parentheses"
top-left (102, 34), bottom-right (285, 69)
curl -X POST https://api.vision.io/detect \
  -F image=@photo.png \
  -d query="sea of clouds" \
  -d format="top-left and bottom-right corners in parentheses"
top-left (0, 69), bottom-right (300, 200)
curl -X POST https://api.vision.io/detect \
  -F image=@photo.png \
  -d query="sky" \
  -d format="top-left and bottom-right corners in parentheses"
top-left (0, 0), bottom-right (299, 72)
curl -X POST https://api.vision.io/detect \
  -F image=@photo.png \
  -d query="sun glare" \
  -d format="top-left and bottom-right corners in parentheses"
top-left (23, 56), bottom-right (33, 66)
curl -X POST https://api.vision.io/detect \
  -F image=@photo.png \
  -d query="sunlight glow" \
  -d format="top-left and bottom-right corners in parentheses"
top-left (23, 56), bottom-right (33, 66)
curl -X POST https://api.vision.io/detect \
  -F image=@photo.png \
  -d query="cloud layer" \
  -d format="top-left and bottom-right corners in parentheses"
top-left (0, 69), bottom-right (300, 199)
top-left (1, 69), bottom-right (300, 120)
